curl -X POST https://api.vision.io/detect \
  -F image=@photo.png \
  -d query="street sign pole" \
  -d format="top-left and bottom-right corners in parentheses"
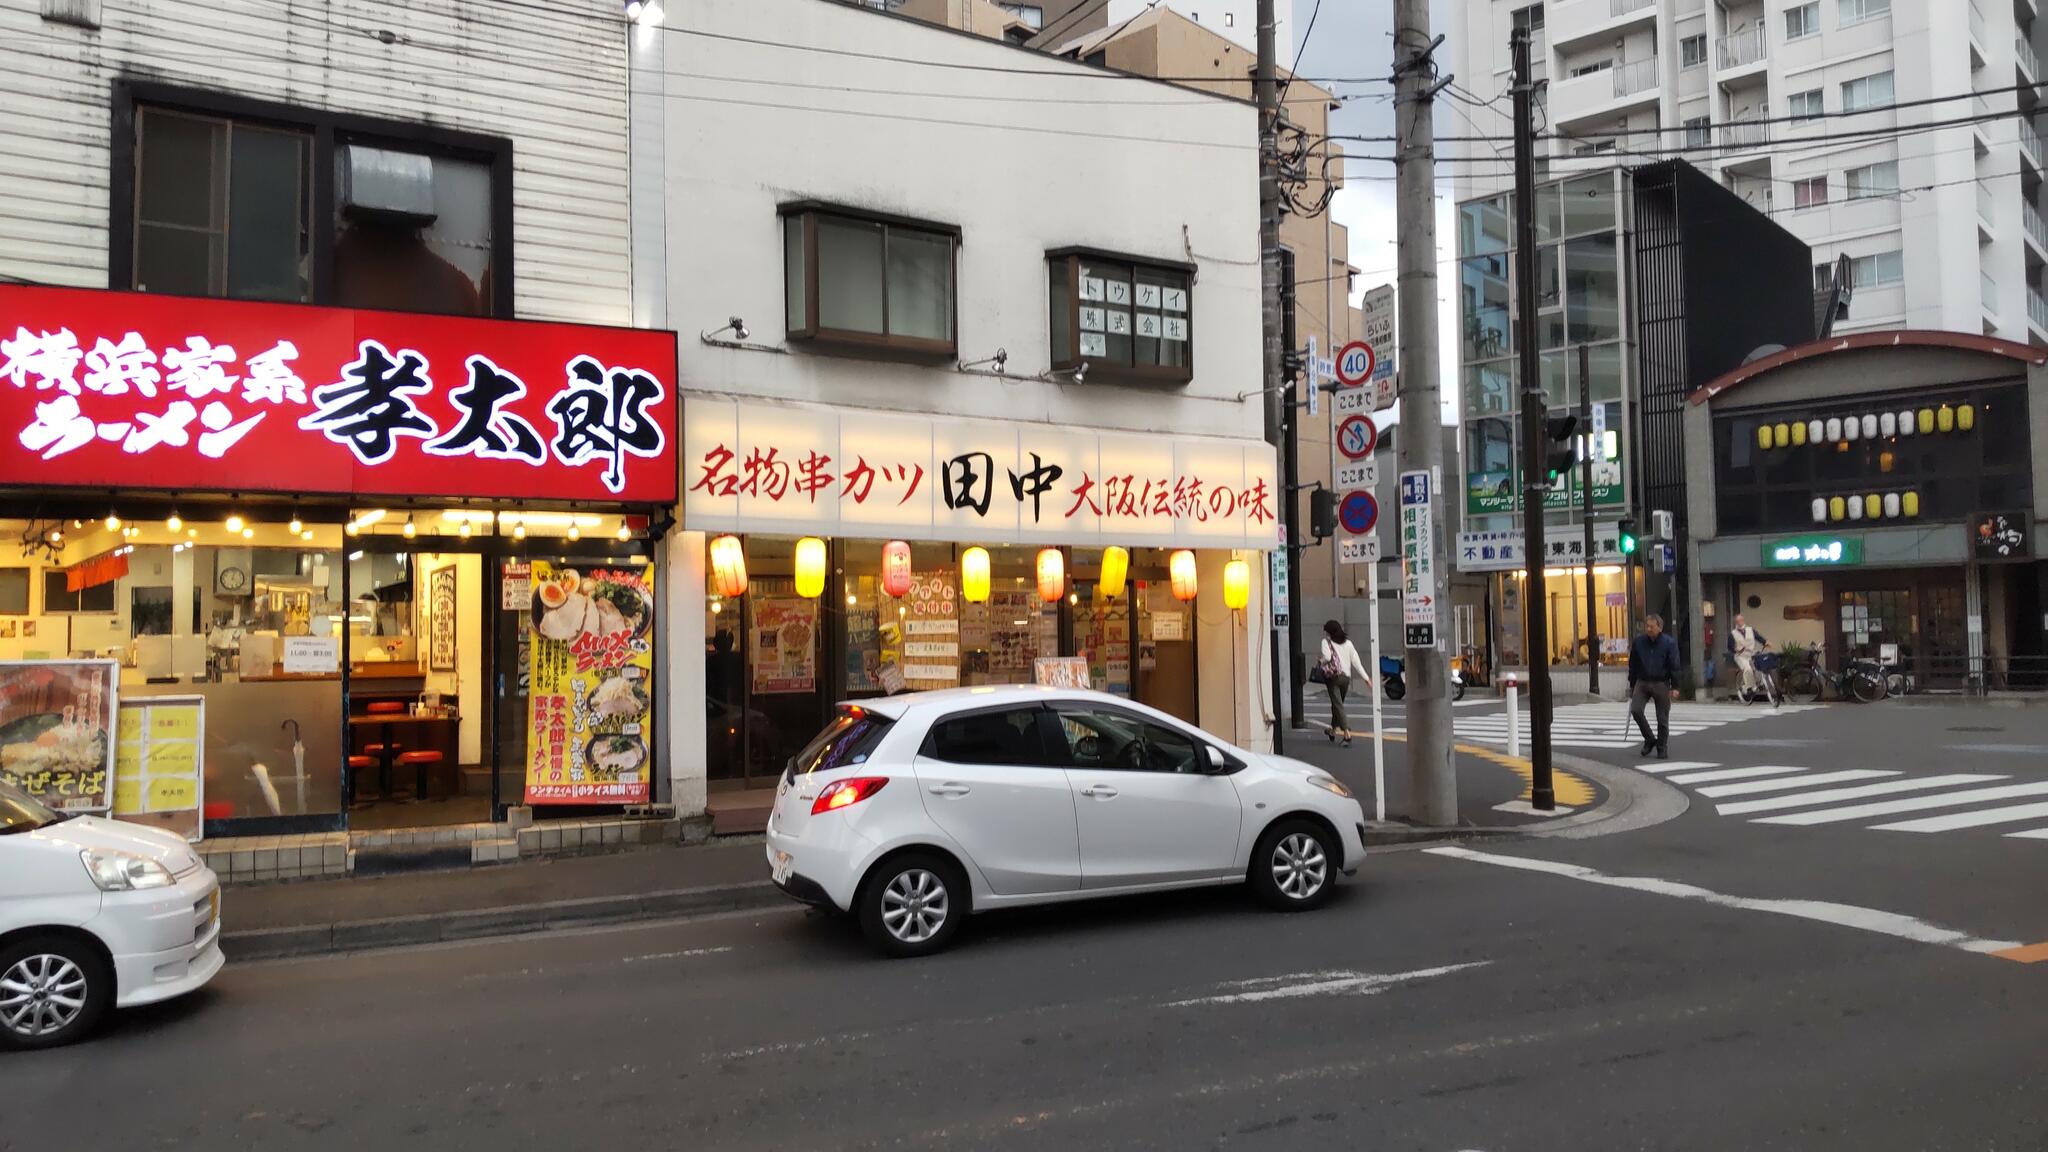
top-left (1368, 559), bottom-right (1386, 821)
top-left (1579, 344), bottom-right (1600, 696)
top-left (1511, 26), bottom-right (1555, 812)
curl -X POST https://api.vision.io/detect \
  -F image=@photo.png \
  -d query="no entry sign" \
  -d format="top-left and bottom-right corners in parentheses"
top-left (1339, 490), bottom-right (1378, 535)
top-left (1336, 413), bottom-right (1378, 460)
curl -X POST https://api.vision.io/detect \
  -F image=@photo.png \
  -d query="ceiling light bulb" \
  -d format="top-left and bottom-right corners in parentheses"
top-left (225, 514), bottom-right (244, 533)
top-left (242, 527), bottom-right (255, 540)
top-left (459, 521), bottom-right (473, 539)
top-left (616, 522), bottom-right (631, 541)
top-left (402, 517), bottom-right (417, 539)
top-left (567, 525), bottom-right (581, 541)
top-left (301, 529), bottom-right (315, 542)
top-left (346, 522), bottom-right (360, 537)
top-left (186, 528), bottom-right (197, 539)
top-left (289, 514), bottom-right (303, 535)
top-left (167, 513), bottom-right (183, 532)
top-left (47, 528), bottom-right (62, 544)
top-left (105, 513), bottom-right (121, 531)
top-left (513, 523), bottom-right (527, 540)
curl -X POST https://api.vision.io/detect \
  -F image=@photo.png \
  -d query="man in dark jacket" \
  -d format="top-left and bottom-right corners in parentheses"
top-left (1628, 614), bottom-right (1682, 758)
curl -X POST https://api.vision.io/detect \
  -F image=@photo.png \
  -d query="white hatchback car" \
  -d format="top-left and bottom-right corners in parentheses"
top-left (0, 778), bottom-right (223, 1050)
top-left (766, 686), bottom-right (1368, 956)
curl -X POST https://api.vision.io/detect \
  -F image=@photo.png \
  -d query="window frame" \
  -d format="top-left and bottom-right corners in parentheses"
top-left (1046, 246), bottom-right (1197, 386)
top-left (1045, 700), bottom-right (1236, 774)
top-left (1683, 115), bottom-right (1712, 148)
top-left (1784, 2), bottom-right (1820, 39)
top-left (40, 570), bottom-right (116, 615)
top-left (0, 567), bottom-right (27, 616)
top-left (1787, 89), bottom-right (1826, 123)
top-left (1839, 71), bottom-right (1895, 114)
top-left (1511, 4), bottom-right (1546, 35)
top-left (1844, 161), bottom-right (1898, 200)
top-left (109, 80), bottom-right (515, 317)
top-left (778, 201), bottom-right (962, 359)
top-left (1680, 34), bottom-right (1708, 68)
top-left (1849, 249), bottom-right (1904, 287)
top-left (1840, 0), bottom-right (1891, 27)
top-left (1793, 175), bottom-right (1830, 208)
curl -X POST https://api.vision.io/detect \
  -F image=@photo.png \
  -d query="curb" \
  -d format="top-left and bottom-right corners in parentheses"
top-left (224, 880), bottom-right (790, 962)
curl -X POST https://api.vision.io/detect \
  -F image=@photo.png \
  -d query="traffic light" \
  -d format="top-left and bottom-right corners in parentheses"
top-left (1309, 488), bottom-right (1337, 540)
top-left (1617, 516), bottom-right (1638, 559)
top-left (1543, 411), bottom-right (1580, 484)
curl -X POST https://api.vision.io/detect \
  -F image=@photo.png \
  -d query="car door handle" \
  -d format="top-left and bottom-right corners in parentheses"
top-left (927, 783), bottom-right (972, 797)
top-left (1079, 785), bottom-right (1119, 799)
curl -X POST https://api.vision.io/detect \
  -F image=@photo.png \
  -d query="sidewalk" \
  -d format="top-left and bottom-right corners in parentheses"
top-left (1277, 724), bottom-right (1603, 832)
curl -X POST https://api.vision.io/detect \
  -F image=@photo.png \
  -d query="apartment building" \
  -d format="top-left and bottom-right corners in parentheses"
top-left (1450, 0), bottom-right (2048, 343)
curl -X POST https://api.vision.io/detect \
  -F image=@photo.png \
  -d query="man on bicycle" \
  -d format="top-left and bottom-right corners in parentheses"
top-left (1727, 613), bottom-right (1768, 702)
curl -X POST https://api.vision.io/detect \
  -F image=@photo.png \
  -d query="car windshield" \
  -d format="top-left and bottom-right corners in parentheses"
top-left (0, 778), bottom-right (67, 835)
top-left (789, 708), bottom-right (894, 780)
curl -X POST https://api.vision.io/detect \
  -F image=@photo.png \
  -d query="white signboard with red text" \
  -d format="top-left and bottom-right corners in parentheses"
top-left (0, 285), bottom-right (679, 503)
top-left (683, 397), bottom-right (1280, 550)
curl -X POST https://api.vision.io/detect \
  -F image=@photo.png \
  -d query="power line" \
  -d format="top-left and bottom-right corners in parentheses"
top-left (1277, 0), bottom-right (1325, 107)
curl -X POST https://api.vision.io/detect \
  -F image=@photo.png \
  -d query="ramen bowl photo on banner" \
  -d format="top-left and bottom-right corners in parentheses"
top-left (523, 561), bottom-right (656, 804)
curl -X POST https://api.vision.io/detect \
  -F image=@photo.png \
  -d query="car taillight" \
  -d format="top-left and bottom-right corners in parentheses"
top-left (811, 776), bottom-right (887, 815)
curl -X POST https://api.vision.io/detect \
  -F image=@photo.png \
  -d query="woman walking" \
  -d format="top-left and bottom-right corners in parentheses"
top-left (1317, 619), bottom-right (1371, 746)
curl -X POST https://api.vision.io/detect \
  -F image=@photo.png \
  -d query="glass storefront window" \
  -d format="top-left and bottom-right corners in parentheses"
top-left (1463, 361), bottom-right (1515, 420)
top-left (1458, 195), bottom-right (1512, 257)
top-left (1460, 254), bottom-right (1511, 362)
top-left (1564, 233), bottom-right (1621, 344)
top-left (1561, 173), bottom-right (1617, 237)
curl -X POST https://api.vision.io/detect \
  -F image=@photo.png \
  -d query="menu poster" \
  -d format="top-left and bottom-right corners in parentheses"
top-left (752, 598), bottom-right (819, 695)
top-left (0, 659), bottom-right (118, 812)
top-left (112, 696), bottom-right (204, 842)
top-left (523, 561), bottom-right (656, 805)
top-left (845, 580), bottom-right (880, 693)
top-left (1034, 657), bottom-right (1091, 689)
top-left (901, 574), bottom-right (960, 691)
top-left (988, 591), bottom-right (1037, 672)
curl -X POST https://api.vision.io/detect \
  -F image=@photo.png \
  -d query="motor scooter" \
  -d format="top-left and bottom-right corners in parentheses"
top-left (1380, 655), bottom-right (1466, 701)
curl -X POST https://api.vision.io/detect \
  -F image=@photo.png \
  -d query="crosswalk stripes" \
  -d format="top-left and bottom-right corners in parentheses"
top-left (1632, 759), bottom-right (2048, 842)
top-left (1335, 702), bottom-right (1820, 750)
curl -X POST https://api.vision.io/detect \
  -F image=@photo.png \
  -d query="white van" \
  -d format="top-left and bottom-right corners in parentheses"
top-left (0, 778), bottom-right (222, 1050)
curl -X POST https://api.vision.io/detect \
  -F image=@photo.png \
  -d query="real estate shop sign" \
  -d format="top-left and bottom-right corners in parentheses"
top-left (682, 397), bottom-right (1281, 550)
top-left (1466, 461), bottom-right (1624, 516)
top-left (0, 285), bottom-right (679, 503)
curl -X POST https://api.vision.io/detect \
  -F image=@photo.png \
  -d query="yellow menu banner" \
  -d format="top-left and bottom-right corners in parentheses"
top-left (523, 561), bottom-right (656, 805)
top-left (113, 695), bottom-right (205, 843)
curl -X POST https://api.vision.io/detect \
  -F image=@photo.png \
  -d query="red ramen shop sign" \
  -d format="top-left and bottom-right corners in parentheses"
top-left (0, 285), bottom-right (679, 503)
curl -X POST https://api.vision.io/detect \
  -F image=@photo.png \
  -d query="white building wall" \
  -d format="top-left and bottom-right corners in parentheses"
top-left (1452, 0), bottom-right (2048, 346)
top-left (654, 0), bottom-right (1276, 806)
top-left (1105, 0), bottom-right (1284, 56)
top-left (0, 0), bottom-right (632, 325)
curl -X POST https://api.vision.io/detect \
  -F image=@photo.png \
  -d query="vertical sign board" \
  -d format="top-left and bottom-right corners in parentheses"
top-left (1400, 470), bottom-right (1437, 648)
top-left (1362, 285), bottom-right (1397, 411)
top-left (1304, 335), bottom-right (1320, 418)
top-left (1269, 548), bottom-right (1290, 629)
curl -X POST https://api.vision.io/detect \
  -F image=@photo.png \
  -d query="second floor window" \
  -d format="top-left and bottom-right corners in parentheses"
top-left (781, 206), bottom-right (959, 356)
top-left (1840, 71), bottom-right (1895, 113)
top-left (1047, 250), bottom-right (1193, 383)
top-left (133, 107), bottom-right (311, 303)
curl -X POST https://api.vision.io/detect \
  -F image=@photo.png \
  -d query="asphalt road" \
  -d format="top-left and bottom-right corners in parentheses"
top-left (10, 717), bottom-right (2047, 1152)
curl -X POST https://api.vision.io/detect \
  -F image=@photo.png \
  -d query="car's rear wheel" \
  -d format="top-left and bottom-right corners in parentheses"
top-left (1250, 819), bottom-right (1338, 911)
top-left (858, 852), bottom-right (967, 958)
top-left (0, 934), bottom-right (111, 1051)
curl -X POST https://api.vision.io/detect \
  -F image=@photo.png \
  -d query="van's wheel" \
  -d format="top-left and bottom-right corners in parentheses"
top-left (1250, 819), bottom-right (1339, 911)
top-left (858, 852), bottom-right (968, 958)
top-left (0, 934), bottom-right (111, 1051)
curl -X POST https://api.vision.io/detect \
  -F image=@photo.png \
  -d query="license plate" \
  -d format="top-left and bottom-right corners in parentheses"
top-left (770, 850), bottom-right (795, 885)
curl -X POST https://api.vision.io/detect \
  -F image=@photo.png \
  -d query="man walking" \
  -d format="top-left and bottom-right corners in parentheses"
top-left (1628, 614), bottom-right (1681, 759)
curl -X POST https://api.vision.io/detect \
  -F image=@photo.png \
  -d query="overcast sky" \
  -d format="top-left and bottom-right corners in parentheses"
top-left (1291, 0), bottom-right (1459, 422)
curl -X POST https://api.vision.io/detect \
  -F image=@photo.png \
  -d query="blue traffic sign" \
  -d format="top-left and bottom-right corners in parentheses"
top-left (1338, 490), bottom-right (1379, 536)
top-left (1400, 471), bottom-right (1431, 506)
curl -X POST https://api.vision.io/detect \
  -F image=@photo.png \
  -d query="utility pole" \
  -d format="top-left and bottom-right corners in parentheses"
top-left (1511, 26), bottom-right (1555, 812)
top-left (1282, 262), bottom-right (1308, 733)
top-left (1257, 0), bottom-right (1287, 753)
top-left (1579, 344), bottom-right (1599, 696)
top-left (1393, 0), bottom-right (1455, 824)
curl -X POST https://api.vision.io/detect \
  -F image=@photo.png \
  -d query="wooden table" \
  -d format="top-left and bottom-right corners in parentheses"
top-left (349, 713), bottom-right (459, 802)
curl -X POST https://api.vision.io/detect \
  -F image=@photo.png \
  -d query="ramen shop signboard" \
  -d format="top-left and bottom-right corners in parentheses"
top-left (0, 285), bottom-right (678, 503)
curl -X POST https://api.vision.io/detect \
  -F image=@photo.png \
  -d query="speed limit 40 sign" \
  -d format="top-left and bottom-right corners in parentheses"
top-left (1335, 340), bottom-right (1374, 388)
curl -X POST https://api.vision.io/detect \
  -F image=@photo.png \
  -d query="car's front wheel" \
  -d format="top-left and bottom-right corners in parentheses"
top-left (0, 933), bottom-right (112, 1051)
top-left (1250, 819), bottom-right (1338, 911)
top-left (858, 852), bottom-right (967, 958)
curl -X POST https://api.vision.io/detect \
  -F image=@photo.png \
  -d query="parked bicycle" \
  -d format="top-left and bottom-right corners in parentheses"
top-left (1781, 654), bottom-right (1888, 703)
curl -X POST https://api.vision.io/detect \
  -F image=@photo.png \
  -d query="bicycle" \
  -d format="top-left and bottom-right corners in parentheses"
top-left (1782, 654), bottom-right (1887, 703)
top-left (1734, 651), bottom-right (1783, 707)
top-left (1878, 663), bottom-right (1914, 698)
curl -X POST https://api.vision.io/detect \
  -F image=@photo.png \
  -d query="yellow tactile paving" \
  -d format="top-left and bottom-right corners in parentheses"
top-left (1373, 733), bottom-right (1598, 808)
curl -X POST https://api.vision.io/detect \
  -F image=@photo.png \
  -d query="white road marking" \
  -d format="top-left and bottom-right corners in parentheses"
top-left (1755, 781), bottom-right (2048, 826)
top-left (2005, 828), bottom-right (2048, 839)
top-left (1665, 765), bottom-right (1811, 785)
top-left (1694, 769), bottom-right (1895, 798)
top-left (1163, 962), bottom-right (1492, 1007)
top-left (1717, 774), bottom-right (2009, 816)
top-left (1872, 800), bottom-right (2048, 833)
top-left (1492, 800), bottom-right (1576, 817)
top-left (623, 946), bottom-right (733, 964)
top-left (1424, 845), bottom-right (2022, 955)
top-left (1630, 760), bottom-right (1724, 775)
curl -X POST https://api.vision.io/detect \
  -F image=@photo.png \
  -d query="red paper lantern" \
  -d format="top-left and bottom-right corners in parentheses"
top-left (881, 540), bottom-right (913, 598)
top-left (1169, 549), bottom-right (1198, 602)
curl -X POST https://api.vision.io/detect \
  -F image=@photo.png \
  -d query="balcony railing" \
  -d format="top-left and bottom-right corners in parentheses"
top-left (2033, 288), bottom-right (2048, 330)
top-left (1717, 24), bottom-right (1768, 69)
top-left (1612, 57), bottom-right (1659, 98)
top-left (2024, 124), bottom-right (2044, 168)
top-left (2021, 35), bottom-right (2041, 76)
top-left (1610, 0), bottom-right (1655, 16)
top-left (2026, 200), bottom-right (2047, 249)
top-left (1983, 272), bottom-right (2000, 314)
top-left (1718, 116), bottom-right (1771, 150)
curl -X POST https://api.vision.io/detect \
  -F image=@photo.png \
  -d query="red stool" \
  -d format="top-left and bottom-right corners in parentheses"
top-left (346, 754), bottom-right (376, 806)
top-left (397, 750), bottom-right (444, 802)
top-left (366, 701), bottom-right (405, 715)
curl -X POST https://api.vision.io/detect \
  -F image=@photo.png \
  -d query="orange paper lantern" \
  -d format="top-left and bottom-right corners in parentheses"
top-left (794, 537), bottom-right (827, 599)
top-left (881, 540), bottom-right (913, 598)
top-left (1169, 549), bottom-right (1198, 602)
top-left (1223, 558), bottom-right (1250, 611)
top-left (1035, 548), bottom-right (1065, 602)
top-left (709, 535), bottom-right (748, 598)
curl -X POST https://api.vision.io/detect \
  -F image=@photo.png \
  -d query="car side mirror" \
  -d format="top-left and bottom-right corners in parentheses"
top-left (1204, 745), bottom-right (1227, 773)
